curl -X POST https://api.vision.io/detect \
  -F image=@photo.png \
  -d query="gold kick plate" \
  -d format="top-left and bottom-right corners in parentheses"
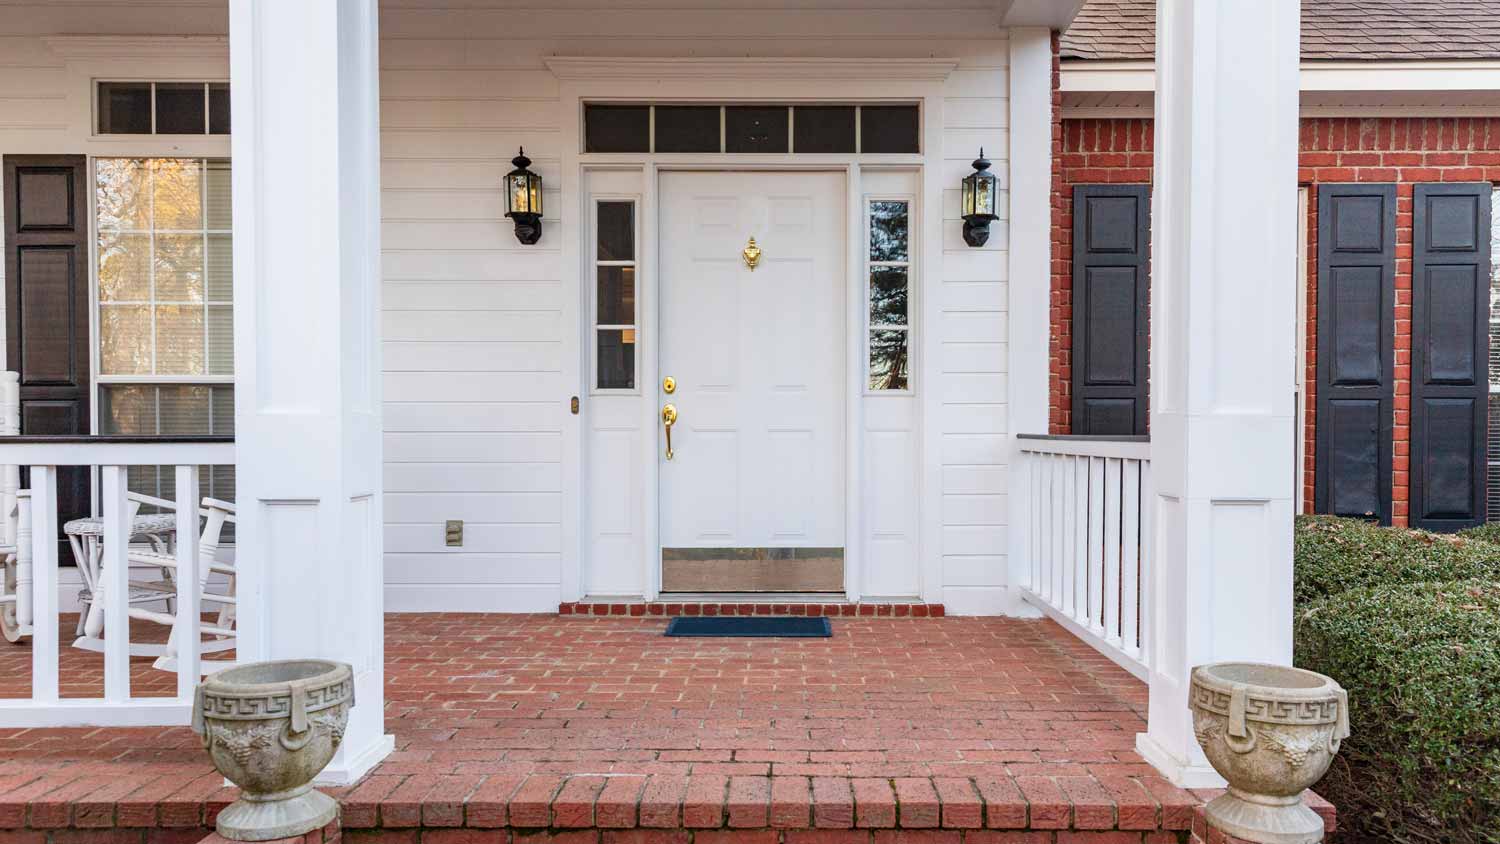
top-left (742, 237), bottom-right (761, 271)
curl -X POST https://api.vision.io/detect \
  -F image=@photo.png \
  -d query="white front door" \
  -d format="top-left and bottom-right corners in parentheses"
top-left (658, 171), bottom-right (846, 592)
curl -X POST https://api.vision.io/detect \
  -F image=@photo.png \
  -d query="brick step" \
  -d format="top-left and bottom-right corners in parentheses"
top-left (559, 602), bottom-right (946, 618)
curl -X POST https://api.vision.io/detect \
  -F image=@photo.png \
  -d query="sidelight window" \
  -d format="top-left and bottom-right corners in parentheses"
top-left (867, 199), bottom-right (912, 391)
top-left (594, 200), bottom-right (638, 390)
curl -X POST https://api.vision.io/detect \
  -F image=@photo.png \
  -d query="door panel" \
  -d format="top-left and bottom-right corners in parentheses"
top-left (4, 155), bottom-right (91, 558)
top-left (1071, 185), bottom-right (1149, 435)
top-left (1315, 184), bottom-right (1395, 523)
top-left (658, 171), bottom-right (845, 591)
top-left (1411, 183), bottom-right (1491, 531)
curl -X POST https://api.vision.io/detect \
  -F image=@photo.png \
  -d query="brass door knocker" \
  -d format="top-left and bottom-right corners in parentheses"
top-left (742, 237), bottom-right (761, 271)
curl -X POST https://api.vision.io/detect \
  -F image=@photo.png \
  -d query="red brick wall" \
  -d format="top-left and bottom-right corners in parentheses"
top-left (1050, 116), bottom-right (1500, 526)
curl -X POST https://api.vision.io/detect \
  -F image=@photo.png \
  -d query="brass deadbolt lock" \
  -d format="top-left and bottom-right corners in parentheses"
top-left (662, 376), bottom-right (676, 394)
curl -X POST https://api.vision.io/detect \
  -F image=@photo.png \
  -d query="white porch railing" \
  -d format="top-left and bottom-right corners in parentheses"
top-left (1017, 434), bottom-right (1153, 680)
top-left (0, 435), bottom-right (236, 727)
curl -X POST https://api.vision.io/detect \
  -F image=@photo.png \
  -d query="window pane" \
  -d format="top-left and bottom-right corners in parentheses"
top-left (154, 304), bottom-right (205, 375)
top-left (155, 83), bottom-right (205, 134)
top-left (97, 231), bottom-right (150, 302)
top-left (654, 106), bottom-right (720, 153)
top-left (205, 160), bottom-right (232, 229)
top-left (208, 83), bottom-right (231, 134)
top-left (597, 266), bottom-right (636, 325)
top-left (159, 385), bottom-right (212, 434)
top-left (870, 201), bottom-right (909, 261)
top-left (793, 106), bottom-right (855, 153)
top-left (153, 159), bottom-right (203, 229)
top-left (95, 159), bottom-right (151, 230)
top-left (154, 234), bottom-right (205, 302)
top-left (211, 386), bottom-right (235, 435)
top-left (100, 305), bottom-right (152, 374)
top-left (597, 329), bottom-right (636, 389)
top-left (207, 304), bottom-right (234, 375)
top-left (871, 266), bottom-right (908, 326)
top-left (97, 82), bottom-right (151, 134)
top-left (207, 234), bottom-right (233, 300)
top-left (860, 105), bottom-right (920, 154)
top-left (869, 330), bottom-right (910, 390)
top-left (725, 106), bottom-right (789, 153)
top-left (597, 201), bottom-right (635, 261)
top-left (98, 385), bottom-right (154, 434)
top-left (585, 105), bottom-right (650, 153)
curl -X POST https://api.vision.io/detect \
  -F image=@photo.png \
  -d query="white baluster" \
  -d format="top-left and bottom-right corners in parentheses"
top-left (1059, 455), bottom-right (1074, 613)
top-left (173, 466), bottom-right (202, 695)
top-left (1139, 459), bottom-right (1155, 671)
top-left (1103, 457), bottom-right (1122, 646)
top-left (1072, 454), bottom-right (1088, 623)
top-left (1121, 459), bottom-right (1142, 659)
top-left (16, 491), bottom-right (31, 632)
top-left (100, 466), bottom-right (131, 702)
top-left (29, 466), bottom-right (58, 702)
top-left (1087, 456), bottom-right (1105, 633)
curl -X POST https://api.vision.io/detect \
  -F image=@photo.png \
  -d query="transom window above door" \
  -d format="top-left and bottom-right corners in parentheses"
top-left (585, 104), bottom-right (919, 154)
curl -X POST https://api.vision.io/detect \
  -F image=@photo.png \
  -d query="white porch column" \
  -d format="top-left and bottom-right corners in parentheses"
top-left (1136, 0), bottom-right (1300, 786)
top-left (229, 0), bottom-right (392, 783)
top-left (1005, 26), bottom-right (1053, 617)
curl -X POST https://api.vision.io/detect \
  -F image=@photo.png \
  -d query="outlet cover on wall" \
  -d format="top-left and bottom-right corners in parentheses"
top-left (445, 519), bottom-right (463, 547)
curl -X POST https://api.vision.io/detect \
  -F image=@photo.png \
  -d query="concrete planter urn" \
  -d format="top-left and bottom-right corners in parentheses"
top-left (1190, 663), bottom-right (1349, 844)
top-left (192, 660), bottom-right (354, 842)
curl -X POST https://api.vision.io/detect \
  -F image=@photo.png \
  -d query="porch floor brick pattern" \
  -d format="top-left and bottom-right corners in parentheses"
top-left (0, 614), bottom-right (1333, 844)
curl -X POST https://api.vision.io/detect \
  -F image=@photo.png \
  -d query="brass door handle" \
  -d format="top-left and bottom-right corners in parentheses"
top-left (662, 403), bottom-right (678, 460)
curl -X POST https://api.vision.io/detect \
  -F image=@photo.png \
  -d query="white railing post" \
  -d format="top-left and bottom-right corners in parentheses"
top-left (100, 466), bottom-right (131, 701)
top-left (173, 465), bottom-right (202, 697)
top-left (28, 466), bottom-right (58, 703)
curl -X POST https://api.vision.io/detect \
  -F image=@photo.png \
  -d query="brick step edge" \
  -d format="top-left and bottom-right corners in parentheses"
top-left (198, 821), bottom-right (341, 844)
top-left (560, 602), bottom-right (946, 618)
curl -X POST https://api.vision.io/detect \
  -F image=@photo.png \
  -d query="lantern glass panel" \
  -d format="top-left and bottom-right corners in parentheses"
top-left (975, 174), bottom-right (993, 216)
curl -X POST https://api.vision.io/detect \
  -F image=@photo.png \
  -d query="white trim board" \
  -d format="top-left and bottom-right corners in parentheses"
top-left (1062, 59), bottom-right (1500, 94)
top-left (545, 56), bottom-right (959, 82)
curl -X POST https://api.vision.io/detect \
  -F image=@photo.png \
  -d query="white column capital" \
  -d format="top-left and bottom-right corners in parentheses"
top-left (1139, 0), bottom-right (1301, 787)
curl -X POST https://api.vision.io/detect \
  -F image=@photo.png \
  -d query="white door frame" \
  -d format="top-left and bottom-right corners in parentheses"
top-left (554, 58), bottom-right (954, 604)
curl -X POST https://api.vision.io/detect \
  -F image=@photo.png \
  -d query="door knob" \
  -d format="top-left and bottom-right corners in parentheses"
top-left (662, 403), bottom-right (678, 460)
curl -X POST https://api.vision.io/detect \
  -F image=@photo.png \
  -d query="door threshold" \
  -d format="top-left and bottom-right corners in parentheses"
top-left (562, 597), bottom-right (945, 618)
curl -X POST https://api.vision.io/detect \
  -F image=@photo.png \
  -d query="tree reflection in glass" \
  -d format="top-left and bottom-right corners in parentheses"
top-left (868, 199), bottom-right (911, 390)
top-left (870, 330), bottom-right (909, 391)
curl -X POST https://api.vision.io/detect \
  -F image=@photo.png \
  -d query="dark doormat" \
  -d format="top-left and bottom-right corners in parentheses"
top-left (664, 616), bottom-right (832, 637)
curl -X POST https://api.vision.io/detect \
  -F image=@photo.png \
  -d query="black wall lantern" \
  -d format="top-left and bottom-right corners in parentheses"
top-left (504, 147), bottom-right (543, 245)
top-left (961, 149), bottom-right (999, 247)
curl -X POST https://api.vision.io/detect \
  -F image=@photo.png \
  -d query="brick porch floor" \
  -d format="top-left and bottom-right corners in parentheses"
top-left (0, 613), bottom-right (1332, 844)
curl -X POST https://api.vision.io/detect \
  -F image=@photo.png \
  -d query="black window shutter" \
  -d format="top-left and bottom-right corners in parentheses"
top-left (3, 155), bottom-right (92, 558)
top-left (1070, 184), bottom-right (1149, 436)
top-left (1315, 183), bottom-right (1396, 524)
top-left (1410, 183), bottom-right (1492, 531)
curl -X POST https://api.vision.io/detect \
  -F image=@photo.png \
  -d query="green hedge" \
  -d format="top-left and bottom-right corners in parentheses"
top-left (1295, 579), bottom-right (1500, 844)
top-left (1293, 515), bottom-right (1500, 604)
top-left (1458, 522), bottom-right (1500, 545)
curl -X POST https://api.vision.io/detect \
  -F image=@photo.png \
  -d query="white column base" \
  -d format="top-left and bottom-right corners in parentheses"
top-left (1136, 732), bottom-right (1226, 789)
top-left (316, 732), bottom-right (395, 786)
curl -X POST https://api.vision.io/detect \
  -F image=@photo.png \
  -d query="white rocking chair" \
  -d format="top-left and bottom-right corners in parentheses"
top-left (71, 495), bottom-right (238, 673)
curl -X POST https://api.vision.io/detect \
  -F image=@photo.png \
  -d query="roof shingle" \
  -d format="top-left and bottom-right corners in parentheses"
top-left (1059, 0), bottom-right (1500, 62)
